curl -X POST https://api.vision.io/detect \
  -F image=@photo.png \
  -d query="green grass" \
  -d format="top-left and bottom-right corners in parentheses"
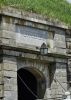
top-left (0, 0), bottom-right (71, 26)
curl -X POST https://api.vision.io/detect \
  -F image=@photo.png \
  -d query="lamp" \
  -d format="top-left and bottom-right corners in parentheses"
top-left (40, 43), bottom-right (48, 55)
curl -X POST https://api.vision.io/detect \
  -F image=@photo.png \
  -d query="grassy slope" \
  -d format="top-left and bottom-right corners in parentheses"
top-left (0, 0), bottom-right (71, 26)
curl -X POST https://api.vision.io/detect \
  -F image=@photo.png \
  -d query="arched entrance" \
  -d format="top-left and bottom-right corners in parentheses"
top-left (17, 67), bottom-right (46, 100)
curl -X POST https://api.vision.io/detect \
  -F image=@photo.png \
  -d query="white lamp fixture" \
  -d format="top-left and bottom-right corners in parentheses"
top-left (40, 43), bottom-right (48, 55)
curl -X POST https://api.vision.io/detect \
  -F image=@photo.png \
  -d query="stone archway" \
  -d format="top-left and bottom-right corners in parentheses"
top-left (17, 67), bottom-right (46, 100)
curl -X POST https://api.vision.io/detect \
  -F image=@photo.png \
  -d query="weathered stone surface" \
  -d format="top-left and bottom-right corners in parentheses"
top-left (1, 38), bottom-right (16, 47)
top-left (0, 85), bottom-right (3, 97)
top-left (3, 63), bottom-right (17, 71)
top-left (56, 62), bottom-right (67, 68)
top-left (4, 77), bottom-right (17, 85)
top-left (2, 30), bottom-right (16, 39)
top-left (55, 59), bottom-right (67, 63)
top-left (3, 71), bottom-right (17, 78)
top-left (4, 91), bottom-right (17, 100)
top-left (54, 77), bottom-right (67, 83)
top-left (0, 7), bottom-right (69, 100)
top-left (3, 50), bottom-right (55, 62)
top-left (2, 22), bottom-right (15, 32)
top-left (2, 38), bottom-right (9, 45)
top-left (9, 39), bottom-right (16, 47)
top-left (54, 41), bottom-right (66, 48)
top-left (53, 29), bottom-right (66, 55)
top-left (54, 29), bottom-right (65, 40)
top-left (53, 47), bottom-right (66, 54)
top-left (4, 83), bottom-right (17, 91)
top-left (3, 57), bottom-right (17, 64)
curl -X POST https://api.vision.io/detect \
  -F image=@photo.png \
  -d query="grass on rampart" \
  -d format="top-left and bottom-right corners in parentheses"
top-left (0, 0), bottom-right (71, 26)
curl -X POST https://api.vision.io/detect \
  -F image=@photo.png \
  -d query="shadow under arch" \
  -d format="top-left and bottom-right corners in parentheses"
top-left (17, 67), bottom-right (46, 100)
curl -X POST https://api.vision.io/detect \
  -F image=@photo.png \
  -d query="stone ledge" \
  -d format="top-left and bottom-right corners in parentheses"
top-left (0, 6), bottom-right (69, 29)
top-left (2, 49), bottom-right (68, 63)
top-left (0, 44), bottom-right (68, 57)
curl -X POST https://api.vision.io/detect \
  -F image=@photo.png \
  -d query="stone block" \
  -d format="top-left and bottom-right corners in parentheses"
top-left (50, 93), bottom-right (56, 99)
top-left (56, 59), bottom-right (67, 63)
top-left (2, 22), bottom-right (15, 32)
top-left (4, 91), bottom-right (17, 100)
top-left (4, 77), bottom-right (17, 85)
top-left (47, 97), bottom-right (52, 100)
top-left (3, 57), bottom-right (17, 64)
top-left (2, 38), bottom-right (9, 45)
top-left (61, 72), bottom-right (67, 77)
top-left (54, 41), bottom-right (66, 48)
top-left (2, 30), bottom-right (16, 39)
top-left (57, 89), bottom-right (64, 95)
top-left (4, 16), bottom-right (11, 23)
top-left (3, 71), bottom-right (17, 78)
top-left (3, 50), bottom-right (19, 57)
top-left (4, 83), bottom-right (17, 91)
top-left (9, 39), bottom-right (16, 47)
top-left (53, 47), bottom-right (66, 54)
top-left (3, 63), bottom-right (17, 71)
top-left (51, 81), bottom-right (58, 89)
top-left (54, 73), bottom-right (62, 77)
top-left (2, 38), bottom-right (16, 47)
top-left (60, 83), bottom-right (67, 90)
top-left (56, 63), bottom-right (67, 71)
top-left (54, 31), bottom-right (65, 42)
top-left (55, 71), bottom-right (67, 77)
top-left (54, 77), bottom-right (67, 83)
top-left (56, 94), bottom-right (63, 98)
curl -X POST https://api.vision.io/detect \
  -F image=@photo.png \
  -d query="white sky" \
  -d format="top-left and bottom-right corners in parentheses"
top-left (66, 0), bottom-right (71, 3)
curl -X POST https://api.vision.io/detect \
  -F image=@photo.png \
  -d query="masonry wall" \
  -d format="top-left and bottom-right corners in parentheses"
top-left (0, 55), bottom-right (67, 100)
top-left (0, 7), bottom-right (69, 100)
top-left (0, 15), bottom-right (66, 55)
top-left (0, 56), bottom-right (17, 100)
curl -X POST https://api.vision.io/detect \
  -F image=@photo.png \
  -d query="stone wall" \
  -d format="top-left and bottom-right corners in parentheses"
top-left (1, 56), bottom-right (17, 100)
top-left (0, 49), bottom-right (67, 100)
top-left (0, 14), bottom-right (66, 55)
top-left (17, 57), bottom-right (67, 100)
top-left (0, 7), bottom-right (69, 100)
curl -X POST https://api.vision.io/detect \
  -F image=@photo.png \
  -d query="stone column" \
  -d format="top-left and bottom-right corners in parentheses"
top-left (2, 56), bottom-right (17, 100)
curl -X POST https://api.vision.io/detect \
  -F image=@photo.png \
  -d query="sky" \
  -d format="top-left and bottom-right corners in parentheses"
top-left (66, 0), bottom-right (71, 3)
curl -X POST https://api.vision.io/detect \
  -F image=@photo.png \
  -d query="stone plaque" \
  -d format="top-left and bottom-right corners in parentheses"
top-left (16, 25), bottom-right (48, 46)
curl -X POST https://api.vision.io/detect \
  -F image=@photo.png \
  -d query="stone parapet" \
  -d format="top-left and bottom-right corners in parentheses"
top-left (0, 6), bottom-right (69, 29)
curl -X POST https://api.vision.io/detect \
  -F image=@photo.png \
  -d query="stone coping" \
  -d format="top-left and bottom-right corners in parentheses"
top-left (0, 45), bottom-right (68, 59)
top-left (0, 6), bottom-right (69, 29)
